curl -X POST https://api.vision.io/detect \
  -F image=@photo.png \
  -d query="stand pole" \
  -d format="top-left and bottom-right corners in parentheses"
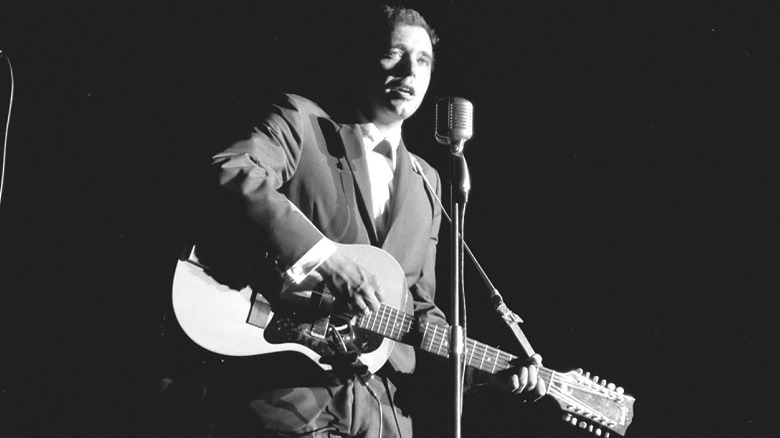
top-left (449, 140), bottom-right (469, 438)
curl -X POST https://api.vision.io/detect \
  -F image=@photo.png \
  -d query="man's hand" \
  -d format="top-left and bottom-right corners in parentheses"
top-left (490, 354), bottom-right (547, 400)
top-left (316, 249), bottom-right (383, 314)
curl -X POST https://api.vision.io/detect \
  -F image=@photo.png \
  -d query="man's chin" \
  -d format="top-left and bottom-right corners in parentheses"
top-left (385, 100), bottom-right (420, 120)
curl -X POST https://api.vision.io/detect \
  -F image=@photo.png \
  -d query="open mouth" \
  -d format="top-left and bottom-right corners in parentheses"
top-left (388, 85), bottom-right (415, 99)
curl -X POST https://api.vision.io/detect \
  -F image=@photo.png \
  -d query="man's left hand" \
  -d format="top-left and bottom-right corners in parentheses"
top-left (489, 353), bottom-right (547, 401)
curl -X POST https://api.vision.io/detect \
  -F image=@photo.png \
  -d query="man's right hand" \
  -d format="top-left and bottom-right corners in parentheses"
top-left (316, 249), bottom-right (383, 314)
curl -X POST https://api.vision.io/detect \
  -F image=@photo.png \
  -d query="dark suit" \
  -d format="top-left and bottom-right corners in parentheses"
top-left (208, 93), bottom-right (447, 436)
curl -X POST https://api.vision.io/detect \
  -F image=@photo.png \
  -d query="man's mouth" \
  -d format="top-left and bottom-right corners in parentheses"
top-left (388, 85), bottom-right (415, 99)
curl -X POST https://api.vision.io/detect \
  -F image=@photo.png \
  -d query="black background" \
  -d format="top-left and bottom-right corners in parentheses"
top-left (1, 1), bottom-right (778, 437)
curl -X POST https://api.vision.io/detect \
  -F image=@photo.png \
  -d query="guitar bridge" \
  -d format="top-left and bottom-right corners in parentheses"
top-left (309, 317), bottom-right (330, 340)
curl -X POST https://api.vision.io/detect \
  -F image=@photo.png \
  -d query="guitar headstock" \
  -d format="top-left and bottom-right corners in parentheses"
top-left (547, 368), bottom-right (635, 436)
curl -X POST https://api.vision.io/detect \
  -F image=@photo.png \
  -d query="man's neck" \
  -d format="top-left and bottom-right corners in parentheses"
top-left (371, 120), bottom-right (403, 138)
top-left (354, 102), bottom-right (404, 137)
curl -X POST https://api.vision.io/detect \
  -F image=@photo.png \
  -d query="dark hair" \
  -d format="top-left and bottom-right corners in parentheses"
top-left (307, 4), bottom-right (439, 109)
top-left (374, 5), bottom-right (439, 48)
top-left (333, 4), bottom-right (439, 62)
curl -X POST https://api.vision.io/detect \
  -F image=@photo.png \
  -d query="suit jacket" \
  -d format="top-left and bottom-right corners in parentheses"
top-left (210, 93), bottom-right (447, 376)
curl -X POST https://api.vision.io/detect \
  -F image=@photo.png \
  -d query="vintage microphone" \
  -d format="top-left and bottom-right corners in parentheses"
top-left (436, 97), bottom-right (473, 150)
top-left (435, 96), bottom-right (473, 438)
top-left (436, 96), bottom-right (473, 203)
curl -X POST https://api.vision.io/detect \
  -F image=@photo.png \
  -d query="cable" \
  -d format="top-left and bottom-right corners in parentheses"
top-left (0, 50), bottom-right (14, 211)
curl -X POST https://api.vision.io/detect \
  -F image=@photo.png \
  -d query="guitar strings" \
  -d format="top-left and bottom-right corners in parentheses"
top-left (358, 305), bottom-right (621, 405)
top-left (360, 305), bottom-right (558, 379)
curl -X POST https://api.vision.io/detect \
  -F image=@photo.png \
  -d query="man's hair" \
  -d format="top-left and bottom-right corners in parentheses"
top-left (373, 5), bottom-right (439, 48)
top-left (308, 4), bottom-right (439, 108)
top-left (345, 4), bottom-right (439, 61)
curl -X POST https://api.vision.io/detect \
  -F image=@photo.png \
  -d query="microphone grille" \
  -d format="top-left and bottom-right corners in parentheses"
top-left (435, 97), bottom-right (473, 145)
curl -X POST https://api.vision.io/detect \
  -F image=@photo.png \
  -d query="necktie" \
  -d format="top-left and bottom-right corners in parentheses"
top-left (373, 139), bottom-right (394, 170)
top-left (368, 139), bottom-right (394, 239)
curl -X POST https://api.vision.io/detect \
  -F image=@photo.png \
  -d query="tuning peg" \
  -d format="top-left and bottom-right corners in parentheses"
top-left (584, 371), bottom-right (590, 379)
top-left (605, 432), bottom-right (610, 438)
top-left (563, 414), bottom-right (572, 422)
top-left (595, 427), bottom-right (602, 436)
top-left (607, 382), bottom-right (616, 391)
top-left (616, 386), bottom-right (624, 394)
top-left (600, 378), bottom-right (607, 386)
top-left (578, 421), bottom-right (587, 429)
top-left (588, 424), bottom-right (595, 433)
top-left (591, 374), bottom-right (600, 383)
top-left (571, 416), bottom-right (578, 426)
top-left (576, 368), bottom-right (584, 374)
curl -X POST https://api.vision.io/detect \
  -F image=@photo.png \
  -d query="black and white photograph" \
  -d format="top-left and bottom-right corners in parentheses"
top-left (1, 1), bottom-right (777, 437)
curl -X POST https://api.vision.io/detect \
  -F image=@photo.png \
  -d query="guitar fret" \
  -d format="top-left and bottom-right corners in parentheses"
top-left (403, 312), bottom-right (411, 340)
top-left (428, 323), bottom-right (437, 353)
top-left (437, 325), bottom-right (447, 356)
top-left (389, 308), bottom-right (396, 337)
top-left (378, 305), bottom-right (387, 336)
top-left (499, 351), bottom-right (515, 372)
top-left (466, 340), bottom-right (475, 366)
top-left (370, 307), bottom-right (378, 334)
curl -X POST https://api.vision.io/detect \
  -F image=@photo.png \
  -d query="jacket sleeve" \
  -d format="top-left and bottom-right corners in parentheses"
top-left (210, 94), bottom-right (325, 271)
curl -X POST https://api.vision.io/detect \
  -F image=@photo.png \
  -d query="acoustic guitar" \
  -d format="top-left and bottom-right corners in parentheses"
top-left (172, 243), bottom-right (635, 436)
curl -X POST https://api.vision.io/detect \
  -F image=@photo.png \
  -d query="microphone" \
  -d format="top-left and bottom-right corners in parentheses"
top-left (435, 97), bottom-right (473, 152)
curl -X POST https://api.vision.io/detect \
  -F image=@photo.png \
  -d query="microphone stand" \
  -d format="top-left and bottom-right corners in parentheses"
top-left (448, 138), bottom-right (469, 438)
top-left (416, 132), bottom-right (535, 437)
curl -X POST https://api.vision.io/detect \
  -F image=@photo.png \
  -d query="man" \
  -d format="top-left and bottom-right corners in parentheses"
top-left (205, 5), bottom-right (545, 437)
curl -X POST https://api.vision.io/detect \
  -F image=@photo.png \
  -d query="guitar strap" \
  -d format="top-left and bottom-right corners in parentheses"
top-left (409, 155), bottom-right (537, 358)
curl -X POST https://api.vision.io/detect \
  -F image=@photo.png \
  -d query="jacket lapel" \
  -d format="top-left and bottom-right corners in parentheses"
top-left (382, 141), bottom-right (430, 252)
top-left (338, 124), bottom-right (380, 245)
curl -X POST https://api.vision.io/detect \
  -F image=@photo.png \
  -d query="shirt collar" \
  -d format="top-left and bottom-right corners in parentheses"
top-left (359, 122), bottom-right (401, 150)
top-left (354, 105), bottom-right (403, 151)
top-left (354, 105), bottom-right (402, 170)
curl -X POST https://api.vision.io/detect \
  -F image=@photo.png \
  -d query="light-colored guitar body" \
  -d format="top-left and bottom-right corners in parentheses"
top-left (171, 244), bottom-right (409, 373)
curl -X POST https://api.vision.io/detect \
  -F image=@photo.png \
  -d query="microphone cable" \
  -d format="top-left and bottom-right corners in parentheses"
top-left (411, 155), bottom-right (535, 355)
top-left (0, 50), bottom-right (14, 212)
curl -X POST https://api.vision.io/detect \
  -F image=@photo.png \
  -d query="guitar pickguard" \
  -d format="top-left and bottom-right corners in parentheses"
top-left (263, 313), bottom-right (384, 362)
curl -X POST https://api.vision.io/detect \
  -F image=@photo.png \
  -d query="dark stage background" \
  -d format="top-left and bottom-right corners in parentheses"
top-left (1, 1), bottom-right (778, 437)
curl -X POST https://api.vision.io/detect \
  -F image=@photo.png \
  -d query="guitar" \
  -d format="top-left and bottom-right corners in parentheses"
top-left (172, 243), bottom-right (635, 436)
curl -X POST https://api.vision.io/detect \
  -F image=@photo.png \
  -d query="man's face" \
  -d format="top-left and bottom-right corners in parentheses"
top-left (359, 24), bottom-right (433, 127)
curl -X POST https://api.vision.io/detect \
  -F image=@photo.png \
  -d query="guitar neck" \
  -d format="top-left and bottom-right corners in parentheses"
top-left (357, 304), bottom-right (634, 436)
top-left (356, 304), bottom-right (555, 380)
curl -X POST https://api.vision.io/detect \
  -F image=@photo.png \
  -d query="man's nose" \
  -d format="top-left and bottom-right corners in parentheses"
top-left (394, 54), bottom-right (415, 77)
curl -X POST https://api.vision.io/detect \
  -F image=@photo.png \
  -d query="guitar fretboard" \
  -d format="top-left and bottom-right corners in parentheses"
top-left (356, 304), bottom-right (555, 379)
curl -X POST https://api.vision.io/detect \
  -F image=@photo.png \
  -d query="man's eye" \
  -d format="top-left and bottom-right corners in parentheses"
top-left (418, 57), bottom-right (432, 66)
top-left (383, 50), bottom-right (402, 59)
